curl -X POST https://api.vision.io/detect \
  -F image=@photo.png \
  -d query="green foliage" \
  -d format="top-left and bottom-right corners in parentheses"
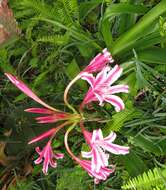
top-left (1, 0), bottom-right (166, 189)
top-left (119, 151), bottom-right (147, 177)
top-left (37, 33), bottom-right (69, 45)
top-left (122, 167), bottom-right (166, 190)
top-left (56, 167), bottom-right (89, 190)
top-left (9, 180), bottom-right (34, 190)
top-left (105, 107), bottom-right (141, 132)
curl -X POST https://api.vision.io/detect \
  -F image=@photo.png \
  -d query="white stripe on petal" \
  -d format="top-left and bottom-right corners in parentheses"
top-left (95, 66), bottom-right (111, 85)
top-left (104, 95), bottom-right (125, 112)
top-left (105, 65), bottom-right (123, 85)
top-left (95, 129), bottom-right (104, 141)
top-left (109, 85), bottom-right (129, 94)
top-left (102, 142), bottom-right (129, 155)
top-left (80, 72), bottom-right (95, 88)
top-left (103, 132), bottom-right (116, 143)
top-left (81, 150), bottom-right (92, 158)
top-left (94, 92), bottom-right (104, 106)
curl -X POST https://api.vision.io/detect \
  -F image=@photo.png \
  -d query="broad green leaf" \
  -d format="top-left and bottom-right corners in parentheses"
top-left (138, 47), bottom-right (166, 64)
top-left (103, 4), bottom-right (148, 21)
top-left (101, 3), bottom-right (148, 47)
top-left (119, 151), bottom-right (147, 177)
top-left (79, 0), bottom-right (102, 21)
top-left (116, 31), bottom-right (166, 55)
top-left (131, 134), bottom-right (166, 156)
top-left (112, 0), bottom-right (166, 55)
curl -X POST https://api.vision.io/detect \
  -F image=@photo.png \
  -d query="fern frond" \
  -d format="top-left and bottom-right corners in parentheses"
top-left (18, 0), bottom-right (64, 22)
top-left (17, 0), bottom-right (77, 26)
top-left (37, 34), bottom-right (69, 45)
top-left (61, 0), bottom-right (79, 21)
top-left (105, 108), bottom-right (141, 132)
top-left (122, 167), bottom-right (166, 190)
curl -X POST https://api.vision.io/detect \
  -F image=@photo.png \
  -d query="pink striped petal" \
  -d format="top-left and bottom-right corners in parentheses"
top-left (43, 159), bottom-right (49, 174)
top-left (35, 112), bottom-right (68, 124)
top-left (95, 66), bottom-right (110, 86)
top-left (34, 156), bottom-right (43, 164)
top-left (80, 72), bottom-right (95, 88)
top-left (103, 132), bottom-right (116, 143)
top-left (25, 108), bottom-right (54, 114)
top-left (78, 160), bottom-right (114, 181)
top-left (92, 129), bottom-right (103, 142)
top-left (49, 160), bottom-right (57, 168)
top-left (102, 142), bottom-right (130, 155)
top-left (91, 147), bottom-right (109, 172)
top-left (54, 153), bottom-right (64, 159)
top-left (104, 95), bottom-right (125, 112)
top-left (82, 48), bottom-right (113, 73)
top-left (105, 65), bottom-right (123, 85)
top-left (82, 150), bottom-right (92, 158)
top-left (35, 115), bottom-right (60, 124)
top-left (94, 92), bottom-right (104, 106)
top-left (103, 48), bottom-right (114, 63)
top-left (35, 147), bottom-right (42, 154)
top-left (28, 128), bottom-right (56, 144)
top-left (108, 85), bottom-right (129, 94)
top-left (83, 88), bottom-right (97, 105)
top-left (5, 73), bottom-right (56, 111)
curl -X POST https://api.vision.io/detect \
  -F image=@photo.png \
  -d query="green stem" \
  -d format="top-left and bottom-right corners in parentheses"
top-left (112, 0), bottom-right (166, 55)
top-left (64, 123), bottom-right (78, 160)
top-left (64, 74), bottom-right (81, 113)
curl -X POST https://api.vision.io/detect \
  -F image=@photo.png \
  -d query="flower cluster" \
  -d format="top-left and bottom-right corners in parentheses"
top-left (5, 48), bottom-right (129, 184)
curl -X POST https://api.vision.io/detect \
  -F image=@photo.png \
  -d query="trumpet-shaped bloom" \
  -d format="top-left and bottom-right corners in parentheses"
top-left (82, 129), bottom-right (129, 172)
top-left (76, 159), bottom-right (115, 184)
top-left (28, 128), bottom-right (56, 144)
top-left (34, 141), bottom-right (64, 174)
top-left (81, 48), bottom-right (114, 74)
top-left (25, 108), bottom-right (71, 124)
top-left (5, 73), bottom-right (57, 111)
top-left (81, 65), bottom-right (129, 112)
top-left (5, 73), bottom-right (72, 124)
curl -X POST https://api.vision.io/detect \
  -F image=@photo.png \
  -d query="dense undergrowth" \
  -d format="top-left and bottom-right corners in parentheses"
top-left (0, 0), bottom-right (166, 189)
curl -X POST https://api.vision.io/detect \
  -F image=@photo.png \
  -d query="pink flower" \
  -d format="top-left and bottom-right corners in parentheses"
top-left (34, 141), bottom-right (64, 174)
top-left (76, 159), bottom-right (115, 184)
top-left (81, 48), bottom-right (114, 74)
top-left (28, 128), bottom-right (56, 144)
top-left (82, 129), bottom-right (129, 172)
top-left (5, 73), bottom-right (57, 111)
top-left (25, 108), bottom-right (71, 124)
top-left (5, 73), bottom-right (72, 124)
top-left (81, 65), bottom-right (129, 112)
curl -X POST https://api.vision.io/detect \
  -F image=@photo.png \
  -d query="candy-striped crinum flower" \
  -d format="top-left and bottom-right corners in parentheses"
top-left (25, 108), bottom-right (72, 124)
top-left (64, 126), bottom-right (115, 184)
top-left (81, 65), bottom-right (129, 112)
top-left (81, 48), bottom-right (114, 74)
top-left (76, 159), bottom-right (115, 184)
top-left (5, 73), bottom-right (73, 123)
top-left (35, 141), bottom-right (64, 174)
top-left (82, 129), bottom-right (129, 173)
